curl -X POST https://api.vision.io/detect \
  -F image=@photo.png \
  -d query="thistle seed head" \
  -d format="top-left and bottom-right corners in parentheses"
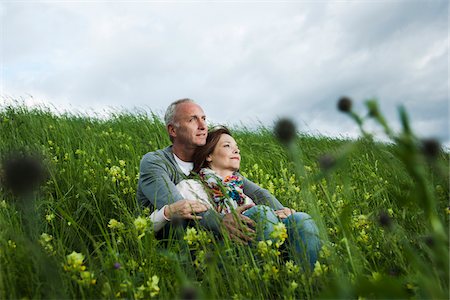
top-left (318, 154), bottom-right (336, 172)
top-left (337, 97), bottom-right (352, 113)
top-left (1, 153), bottom-right (48, 196)
top-left (421, 138), bottom-right (441, 159)
top-left (378, 210), bottom-right (392, 229)
top-left (274, 118), bottom-right (297, 145)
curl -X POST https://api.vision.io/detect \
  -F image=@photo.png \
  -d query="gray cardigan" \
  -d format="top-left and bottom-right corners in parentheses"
top-left (136, 146), bottom-right (284, 232)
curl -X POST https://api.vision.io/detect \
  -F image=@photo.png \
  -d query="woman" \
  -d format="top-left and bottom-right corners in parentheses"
top-left (150, 126), bottom-right (320, 268)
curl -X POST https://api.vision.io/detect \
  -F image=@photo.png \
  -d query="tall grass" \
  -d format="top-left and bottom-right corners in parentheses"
top-left (0, 102), bottom-right (448, 299)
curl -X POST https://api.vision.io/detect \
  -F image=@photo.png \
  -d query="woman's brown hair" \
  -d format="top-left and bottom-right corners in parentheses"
top-left (193, 126), bottom-right (232, 173)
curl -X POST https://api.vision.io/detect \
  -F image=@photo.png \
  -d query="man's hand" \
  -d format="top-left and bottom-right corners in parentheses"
top-left (222, 203), bottom-right (256, 244)
top-left (275, 207), bottom-right (295, 219)
top-left (164, 200), bottom-right (208, 220)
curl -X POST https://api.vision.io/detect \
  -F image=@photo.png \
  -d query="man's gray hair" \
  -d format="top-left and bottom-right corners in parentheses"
top-left (164, 98), bottom-right (196, 127)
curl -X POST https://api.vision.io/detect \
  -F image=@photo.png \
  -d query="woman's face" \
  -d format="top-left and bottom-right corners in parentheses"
top-left (207, 134), bottom-right (241, 175)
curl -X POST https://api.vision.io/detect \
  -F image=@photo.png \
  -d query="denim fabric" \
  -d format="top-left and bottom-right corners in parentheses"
top-left (243, 205), bottom-right (279, 241)
top-left (282, 212), bottom-right (321, 269)
top-left (244, 205), bottom-right (320, 269)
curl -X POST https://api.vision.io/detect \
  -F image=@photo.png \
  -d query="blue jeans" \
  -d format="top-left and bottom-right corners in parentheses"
top-left (243, 205), bottom-right (320, 269)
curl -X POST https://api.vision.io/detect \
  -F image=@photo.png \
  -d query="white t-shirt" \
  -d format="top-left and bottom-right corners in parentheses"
top-left (173, 154), bottom-right (193, 176)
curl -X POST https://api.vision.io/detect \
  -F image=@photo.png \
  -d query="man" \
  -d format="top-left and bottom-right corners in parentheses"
top-left (137, 98), bottom-right (285, 243)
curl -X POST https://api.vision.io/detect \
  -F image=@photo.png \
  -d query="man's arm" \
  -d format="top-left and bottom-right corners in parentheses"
top-left (242, 176), bottom-right (284, 210)
top-left (138, 152), bottom-right (184, 210)
top-left (138, 152), bottom-right (225, 233)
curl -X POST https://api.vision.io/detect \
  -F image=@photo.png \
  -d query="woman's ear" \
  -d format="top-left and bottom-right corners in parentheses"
top-left (206, 155), bottom-right (212, 162)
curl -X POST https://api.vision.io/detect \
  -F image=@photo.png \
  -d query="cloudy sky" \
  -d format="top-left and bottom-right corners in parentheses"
top-left (1, 0), bottom-right (448, 147)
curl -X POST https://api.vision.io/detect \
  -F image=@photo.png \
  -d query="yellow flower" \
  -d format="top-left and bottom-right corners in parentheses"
top-left (7, 240), bottom-right (16, 249)
top-left (108, 219), bottom-right (125, 231)
top-left (0, 200), bottom-right (8, 209)
top-left (65, 251), bottom-right (85, 272)
top-left (184, 227), bottom-right (198, 245)
top-left (46, 213), bottom-right (55, 222)
top-left (148, 275), bottom-right (160, 297)
top-left (40, 233), bottom-right (53, 243)
top-left (119, 160), bottom-right (126, 167)
top-left (79, 271), bottom-right (96, 286)
top-left (257, 240), bottom-right (271, 256)
top-left (370, 272), bottom-right (381, 282)
top-left (290, 280), bottom-right (298, 290)
top-left (271, 222), bottom-right (288, 248)
top-left (285, 260), bottom-right (300, 275)
top-left (134, 285), bottom-right (146, 300)
top-left (313, 261), bottom-right (328, 277)
top-left (262, 263), bottom-right (279, 281)
top-left (134, 216), bottom-right (148, 239)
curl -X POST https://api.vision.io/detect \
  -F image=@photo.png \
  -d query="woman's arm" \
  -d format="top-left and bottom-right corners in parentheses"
top-left (241, 176), bottom-right (284, 210)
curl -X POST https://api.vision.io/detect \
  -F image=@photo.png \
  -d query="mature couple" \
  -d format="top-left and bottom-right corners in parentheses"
top-left (136, 98), bottom-right (320, 268)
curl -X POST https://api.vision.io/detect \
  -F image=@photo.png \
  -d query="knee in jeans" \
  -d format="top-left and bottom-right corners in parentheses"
top-left (288, 212), bottom-right (318, 233)
top-left (245, 205), bottom-right (277, 223)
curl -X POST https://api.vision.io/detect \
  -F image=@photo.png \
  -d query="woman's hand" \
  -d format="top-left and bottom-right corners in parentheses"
top-left (275, 207), bottom-right (295, 219)
top-left (222, 203), bottom-right (256, 244)
top-left (164, 200), bottom-right (208, 220)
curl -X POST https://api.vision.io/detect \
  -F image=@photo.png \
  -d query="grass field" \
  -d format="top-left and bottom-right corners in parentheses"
top-left (0, 102), bottom-right (448, 299)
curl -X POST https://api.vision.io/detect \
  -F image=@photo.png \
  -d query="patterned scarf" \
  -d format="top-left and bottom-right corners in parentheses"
top-left (199, 168), bottom-right (254, 214)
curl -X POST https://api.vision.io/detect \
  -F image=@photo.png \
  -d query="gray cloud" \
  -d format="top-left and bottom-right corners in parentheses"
top-left (2, 1), bottom-right (448, 147)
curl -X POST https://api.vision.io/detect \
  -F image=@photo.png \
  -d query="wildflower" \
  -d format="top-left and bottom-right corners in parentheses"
top-left (74, 149), bottom-right (85, 156)
top-left (262, 263), bottom-right (279, 281)
top-left (7, 240), bottom-right (16, 249)
top-left (248, 267), bottom-right (261, 280)
top-left (319, 245), bottom-right (331, 259)
top-left (0, 200), bottom-right (8, 208)
top-left (387, 208), bottom-right (394, 216)
top-left (357, 229), bottom-right (369, 244)
top-left (134, 285), bottom-right (146, 299)
top-left (134, 216), bottom-right (148, 239)
top-left (184, 227), bottom-right (198, 245)
top-left (46, 213), bottom-right (55, 222)
top-left (134, 276), bottom-right (160, 299)
top-left (285, 260), bottom-right (300, 275)
top-left (313, 261), bottom-right (328, 277)
top-left (337, 96), bottom-right (352, 113)
top-left (257, 240), bottom-right (272, 257)
top-left (108, 218), bottom-right (125, 231)
top-left (183, 227), bottom-right (211, 247)
top-left (101, 282), bottom-right (112, 297)
top-left (39, 232), bottom-right (54, 253)
top-left (421, 138), bottom-right (441, 159)
top-left (119, 160), bottom-right (126, 167)
top-left (79, 270), bottom-right (96, 286)
top-left (113, 262), bottom-right (121, 269)
top-left (378, 210), bottom-right (392, 229)
top-left (148, 275), bottom-right (160, 297)
top-left (274, 118), bottom-right (297, 145)
top-left (370, 272), bottom-right (382, 283)
top-left (65, 251), bottom-right (86, 272)
top-left (271, 222), bottom-right (288, 248)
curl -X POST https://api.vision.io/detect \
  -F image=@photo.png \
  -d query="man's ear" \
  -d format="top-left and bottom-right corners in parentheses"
top-left (168, 124), bottom-right (176, 139)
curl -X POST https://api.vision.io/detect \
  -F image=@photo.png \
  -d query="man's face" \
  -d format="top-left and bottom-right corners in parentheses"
top-left (170, 102), bottom-right (207, 147)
